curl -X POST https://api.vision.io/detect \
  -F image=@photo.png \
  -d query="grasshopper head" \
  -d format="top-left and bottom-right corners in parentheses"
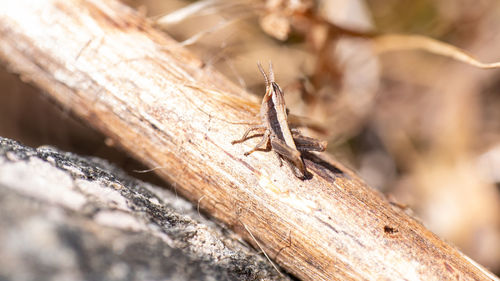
top-left (258, 61), bottom-right (278, 102)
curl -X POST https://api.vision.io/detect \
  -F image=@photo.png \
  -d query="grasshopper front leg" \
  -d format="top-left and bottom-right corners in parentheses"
top-left (243, 129), bottom-right (271, 156)
top-left (231, 125), bottom-right (267, 145)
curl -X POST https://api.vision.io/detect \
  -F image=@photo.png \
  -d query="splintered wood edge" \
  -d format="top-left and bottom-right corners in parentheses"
top-left (0, 0), bottom-right (497, 280)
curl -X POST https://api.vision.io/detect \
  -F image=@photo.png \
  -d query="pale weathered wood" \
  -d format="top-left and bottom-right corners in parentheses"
top-left (0, 0), bottom-right (498, 280)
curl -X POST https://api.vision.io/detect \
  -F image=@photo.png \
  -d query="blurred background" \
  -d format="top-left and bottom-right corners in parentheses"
top-left (1, 0), bottom-right (500, 274)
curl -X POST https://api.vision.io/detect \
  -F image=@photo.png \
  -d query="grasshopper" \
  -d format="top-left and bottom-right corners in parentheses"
top-left (232, 62), bottom-right (327, 179)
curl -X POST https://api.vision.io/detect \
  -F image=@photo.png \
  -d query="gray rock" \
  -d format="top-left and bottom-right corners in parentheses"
top-left (0, 137), bottom-right (288, 281)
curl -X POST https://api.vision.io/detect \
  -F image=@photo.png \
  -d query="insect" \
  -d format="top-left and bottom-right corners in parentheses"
top-left (232, 62), bottom-right (326, 179)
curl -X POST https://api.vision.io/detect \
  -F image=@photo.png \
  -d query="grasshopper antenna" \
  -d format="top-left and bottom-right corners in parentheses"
top-left (257, 61), bottom-right (269, 86)
top-left (267, 60), bottom-right (275, 82)
top-left (257, 61), bottom-right (271, 95)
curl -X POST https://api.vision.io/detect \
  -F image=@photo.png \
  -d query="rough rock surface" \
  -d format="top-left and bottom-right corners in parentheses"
top-left (0, 137), bottom-right (288, 281)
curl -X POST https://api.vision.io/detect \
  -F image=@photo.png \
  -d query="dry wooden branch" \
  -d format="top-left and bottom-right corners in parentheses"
top-left (0, 0), bottom-right (498, 280)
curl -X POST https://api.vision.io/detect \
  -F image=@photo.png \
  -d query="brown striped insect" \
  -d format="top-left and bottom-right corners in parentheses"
top-left (232, 62), bottom-right (326, 179)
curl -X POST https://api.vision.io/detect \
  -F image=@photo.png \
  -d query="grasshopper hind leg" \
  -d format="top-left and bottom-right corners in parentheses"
top-left (270, 138), bottom-right (306, 178)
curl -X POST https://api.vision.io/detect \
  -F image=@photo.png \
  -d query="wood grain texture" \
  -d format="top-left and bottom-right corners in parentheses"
top-left (0, 0), bottom-right (498, 280)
